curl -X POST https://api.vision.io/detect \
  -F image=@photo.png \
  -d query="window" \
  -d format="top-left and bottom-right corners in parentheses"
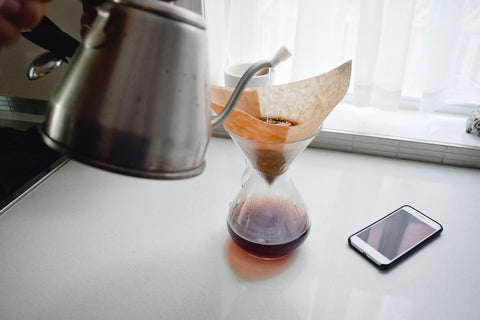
top-left (205, 0), bottom-right (480, 151)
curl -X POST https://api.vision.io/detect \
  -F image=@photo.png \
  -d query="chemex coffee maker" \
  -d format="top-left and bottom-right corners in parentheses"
top-left (36, 0), bottom-right (290, 179)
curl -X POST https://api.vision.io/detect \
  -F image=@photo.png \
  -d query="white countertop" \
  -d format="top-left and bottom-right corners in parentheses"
top-left (1, 137), bottom-right (479, 319)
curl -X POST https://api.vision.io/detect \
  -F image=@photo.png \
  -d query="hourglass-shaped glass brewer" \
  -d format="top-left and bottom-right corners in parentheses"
top-left (226, 128), bottom-right (317, 258)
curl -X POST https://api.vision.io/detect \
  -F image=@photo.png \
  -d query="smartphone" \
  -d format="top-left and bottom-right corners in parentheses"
top-left (348, 205), bottom-right (443, 269)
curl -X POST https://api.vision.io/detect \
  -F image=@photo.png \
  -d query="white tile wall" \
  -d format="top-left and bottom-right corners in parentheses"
top-left (213, 126), bottom-right (480, 169)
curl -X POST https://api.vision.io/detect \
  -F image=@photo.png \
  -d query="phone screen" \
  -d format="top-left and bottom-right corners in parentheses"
top-left (356, 208), bottom-right (436, 260)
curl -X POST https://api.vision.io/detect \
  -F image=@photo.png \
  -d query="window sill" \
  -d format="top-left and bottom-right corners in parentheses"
top-left (315, 102), bottom-right (480, 169)
top-left (325, 102), bottom-right (480, 149)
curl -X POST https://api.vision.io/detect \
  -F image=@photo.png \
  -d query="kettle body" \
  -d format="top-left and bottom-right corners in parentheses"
top-left (42, 0), bottom-right (211, 179)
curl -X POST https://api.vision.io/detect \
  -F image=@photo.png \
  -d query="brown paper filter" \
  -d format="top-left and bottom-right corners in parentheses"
top-left (211, 60), bottom-right (352, 177)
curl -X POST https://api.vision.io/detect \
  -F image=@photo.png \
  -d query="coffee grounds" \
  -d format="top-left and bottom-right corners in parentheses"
top-left (259, 117), bottom-right (298, 127)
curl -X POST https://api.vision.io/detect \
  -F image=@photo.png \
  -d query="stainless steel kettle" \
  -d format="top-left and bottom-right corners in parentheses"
top-left (42, 0), bottom-right (289, 179)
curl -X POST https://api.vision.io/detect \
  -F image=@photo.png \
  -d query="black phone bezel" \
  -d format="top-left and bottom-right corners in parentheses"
top-left (348, 205), bottom-right (443, 270)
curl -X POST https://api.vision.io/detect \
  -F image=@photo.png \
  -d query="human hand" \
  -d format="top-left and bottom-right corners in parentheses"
top-left (0, 0), bottom-right (48, 46)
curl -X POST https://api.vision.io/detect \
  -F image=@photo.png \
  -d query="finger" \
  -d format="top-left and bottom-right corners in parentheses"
top-left (10, 0), bottom-right (46, 29)
top-left (0, 16), bottom-right (21, 45)
top-left (0, 0), bottom-right (21, 15)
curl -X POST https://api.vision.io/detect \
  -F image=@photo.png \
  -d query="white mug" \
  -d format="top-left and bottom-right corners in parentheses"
top-left (224, 63), bottom-right (275, 88)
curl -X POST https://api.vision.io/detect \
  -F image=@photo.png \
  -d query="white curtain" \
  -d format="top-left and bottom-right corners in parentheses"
top-left (205, 0), bottom-right (480, 114)
top-left (205, 0), bottom-right (299, 87)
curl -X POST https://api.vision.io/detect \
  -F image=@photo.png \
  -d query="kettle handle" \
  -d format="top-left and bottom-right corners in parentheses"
top-left (211, 46), bottom-right (292, 128)
top-left (21, 16), bottom-right (80, 58)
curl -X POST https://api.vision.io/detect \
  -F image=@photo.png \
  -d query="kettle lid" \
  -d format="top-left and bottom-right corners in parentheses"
top-left (112, 0), bottom-right (206, 29)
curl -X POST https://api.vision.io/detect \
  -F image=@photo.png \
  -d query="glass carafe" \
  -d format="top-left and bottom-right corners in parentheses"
top-left (226, 128), bottom-right (316, 258)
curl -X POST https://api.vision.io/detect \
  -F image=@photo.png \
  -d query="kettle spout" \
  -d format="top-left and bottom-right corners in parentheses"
top-left (211, 46), bottom-right (292, 128)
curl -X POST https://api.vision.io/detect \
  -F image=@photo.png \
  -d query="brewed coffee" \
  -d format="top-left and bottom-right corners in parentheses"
top-left (228, 197), bottom-right (310, 257)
